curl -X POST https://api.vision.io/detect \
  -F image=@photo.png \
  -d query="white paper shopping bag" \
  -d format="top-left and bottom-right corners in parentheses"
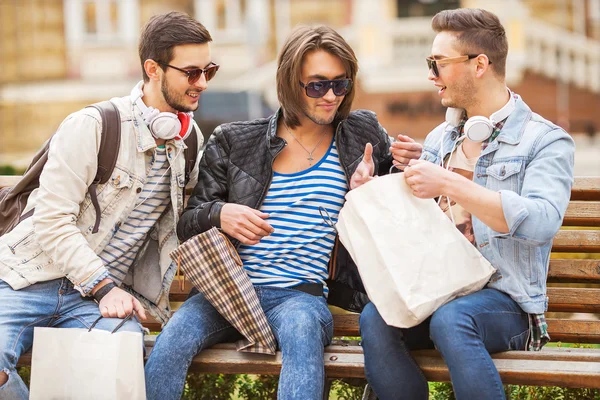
top-left (336, 172), bottom-right (495, 328)
top-left (29, 322), bottom-right (146, 400)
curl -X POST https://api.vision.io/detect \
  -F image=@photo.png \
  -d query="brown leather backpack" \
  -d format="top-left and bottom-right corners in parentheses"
top-left (0, 101), bottom-right (198, 236)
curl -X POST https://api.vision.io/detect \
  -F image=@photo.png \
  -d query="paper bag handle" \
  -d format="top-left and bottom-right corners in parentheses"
top-left (89, 311), bottom-right (135, 333)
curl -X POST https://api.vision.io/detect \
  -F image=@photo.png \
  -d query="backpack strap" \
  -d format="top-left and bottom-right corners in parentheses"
top-left (183, 126), bottom-right (198, 185)
top-left (86, 101), bottom-right (121, 233)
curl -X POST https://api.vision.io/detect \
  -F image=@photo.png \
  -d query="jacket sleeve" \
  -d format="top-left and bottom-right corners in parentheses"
top-left (177, 125), bottom-right (230, 242)
top-left (32, 110), bottom-right (110, 295)
top-left (375, 122), bottom-right (394, 176)
top-left (491, 128), bottom-right (575, 245)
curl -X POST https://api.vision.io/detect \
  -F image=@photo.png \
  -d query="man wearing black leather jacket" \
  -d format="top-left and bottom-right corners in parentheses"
top-left (145, 25), bottom-right (422, 400)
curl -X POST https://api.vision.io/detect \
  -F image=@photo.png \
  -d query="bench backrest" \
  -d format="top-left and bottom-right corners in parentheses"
top-left (1, 175), bottom-right (598, 343)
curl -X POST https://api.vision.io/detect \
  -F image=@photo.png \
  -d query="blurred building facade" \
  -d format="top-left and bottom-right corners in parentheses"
top-left (1, 0), bottom-right (599, 166)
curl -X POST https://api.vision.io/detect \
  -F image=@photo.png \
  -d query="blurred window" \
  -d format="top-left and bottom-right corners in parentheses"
top-left (396, 0), bottom-right (460, 18)
top-left (82, 0), bottom-right (122, 41)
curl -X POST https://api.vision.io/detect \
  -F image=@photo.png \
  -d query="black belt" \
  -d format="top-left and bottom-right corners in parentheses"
top-left (292, 282), bottom-right (324, 297)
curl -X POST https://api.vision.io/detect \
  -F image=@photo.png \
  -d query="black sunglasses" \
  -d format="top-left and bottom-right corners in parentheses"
top-left (426, 54), bottom-right (490, 78)
top-left (299, 79), bottom-right (353, 98)
top-left (159, 62), bottom-right (220, 84)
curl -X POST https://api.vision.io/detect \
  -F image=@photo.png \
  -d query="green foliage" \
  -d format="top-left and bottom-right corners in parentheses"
top-left (429, 382), bottom-right (455, 400)
top-left (16, 367), bottom-right (31, 387)
top-left (182, 373), bottom-right (237, 400)
top-left (235, 375), bottom-right (278, 399)
top-left (0, 165), bottom-right (18, 175)
top-left (18, 366), bottom-right (600, 399)
top-left (330, 378), bottom-right (367, 400)
top-left (504, 385), bottom-right (600, 399)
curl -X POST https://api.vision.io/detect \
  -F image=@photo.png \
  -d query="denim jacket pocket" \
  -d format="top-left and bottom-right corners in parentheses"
top-left (78, 167), bottom-right (134, 224)
top-left (485, 161), bottom-right (523, 192)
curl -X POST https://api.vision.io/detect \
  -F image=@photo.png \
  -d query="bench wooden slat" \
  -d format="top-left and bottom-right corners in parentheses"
top-left (563, 201), bottom-right (600, 226)
top-left (185, 346), bottom-right (600, 388)
top-left (547, 287), bottom-right (600, 313)
top-left (552, 230), bottom-right (600, 253)
top-left (548, 259), bottom-right (600, 282)
top-left (571, 177), bottom-right (600, 201)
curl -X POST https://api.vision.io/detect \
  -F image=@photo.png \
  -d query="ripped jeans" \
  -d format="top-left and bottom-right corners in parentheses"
top-left (0, 278), bottom-right (142, 400)
top-left (145, 285), bottom-right (334, 400)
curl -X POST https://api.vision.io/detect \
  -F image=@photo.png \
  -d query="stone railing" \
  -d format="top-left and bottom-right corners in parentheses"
top-left (525, 19), bottom-right (600, 93)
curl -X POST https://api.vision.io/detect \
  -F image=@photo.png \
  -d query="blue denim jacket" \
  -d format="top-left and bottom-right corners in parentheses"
top-left (420, 95), bottom-right (575, 314)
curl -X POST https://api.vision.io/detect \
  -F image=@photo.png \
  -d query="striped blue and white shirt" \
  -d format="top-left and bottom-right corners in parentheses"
top-left (98, 146), bottom-right (171, 285)
top-left (238, 139), bottom-right (348, 295)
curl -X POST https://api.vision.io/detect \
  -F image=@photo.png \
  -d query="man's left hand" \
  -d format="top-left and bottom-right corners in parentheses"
top-left (404, 159), bottom-right (452, 198)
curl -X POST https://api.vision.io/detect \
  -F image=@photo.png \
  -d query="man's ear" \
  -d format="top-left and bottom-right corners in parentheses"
top-left (144, 59), bottom-right (162, 82)
top-left (475, 55), bottom-right (491, 78)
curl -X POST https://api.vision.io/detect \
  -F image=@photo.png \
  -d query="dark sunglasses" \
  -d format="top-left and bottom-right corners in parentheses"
top-left (159, 62), bottom-right (220, 84)
top-left (299, 79), bottom-right (353, 98)
top-left (426, 54), bottom-right (491, 78)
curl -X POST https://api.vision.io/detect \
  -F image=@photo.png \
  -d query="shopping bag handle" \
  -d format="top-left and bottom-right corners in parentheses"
top-left (88, 311), bottom-right (136, 333)
top-left (318, 207), bottom-right (337, 232)
top-left (218, 231), bottom-right (243, 266)
top-left (389, 164), bottom-right (408, 174)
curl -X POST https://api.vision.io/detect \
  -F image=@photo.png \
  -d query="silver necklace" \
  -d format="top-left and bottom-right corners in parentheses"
top-left (284, 124), bottom-right (328, 165)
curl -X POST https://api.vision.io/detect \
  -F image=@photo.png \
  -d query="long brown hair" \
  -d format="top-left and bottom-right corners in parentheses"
top-left (432, 9), bottom-right (508, 77)
top-left (276, 25), bottom-right (358, 128)
top-left (139, 11), bottom-right (212, 82)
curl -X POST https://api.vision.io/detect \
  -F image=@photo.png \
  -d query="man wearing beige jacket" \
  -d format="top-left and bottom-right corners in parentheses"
top-left (0, 12), bottom-right (213, 398)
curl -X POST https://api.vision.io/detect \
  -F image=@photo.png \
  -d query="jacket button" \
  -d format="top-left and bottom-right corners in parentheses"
top-left (500, 166), bottom-right (506, 176)
top-left (451, 132), bottom-right (458, 140)
top-left (136, 187), bottom-right (142, 194)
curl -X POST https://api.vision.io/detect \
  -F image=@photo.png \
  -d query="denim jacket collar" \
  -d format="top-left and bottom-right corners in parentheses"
top-left (494, 95), bottom-right (532, 146)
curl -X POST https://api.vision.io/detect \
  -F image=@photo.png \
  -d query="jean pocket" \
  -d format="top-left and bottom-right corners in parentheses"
top-left (508, 328), bottom-right (529, 351)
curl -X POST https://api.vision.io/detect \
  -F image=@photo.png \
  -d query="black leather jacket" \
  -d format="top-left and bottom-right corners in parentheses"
top-left (178, 109), bottom-right (394, 313)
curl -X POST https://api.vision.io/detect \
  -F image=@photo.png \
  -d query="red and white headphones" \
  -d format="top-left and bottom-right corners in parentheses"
top-left (130, 81), bottom-right (193, 141)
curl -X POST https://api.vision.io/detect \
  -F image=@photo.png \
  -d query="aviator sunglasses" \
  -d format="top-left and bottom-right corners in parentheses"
top-left (426, 54), bottom-right (491, 78)
top-left (159, 62), bottom-right (220, 84)
top-left (299, 79), bottom-right (353, 98)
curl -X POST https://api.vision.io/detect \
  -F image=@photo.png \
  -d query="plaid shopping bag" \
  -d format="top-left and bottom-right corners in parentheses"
top-left (169, 227), bottom-right (276, 355)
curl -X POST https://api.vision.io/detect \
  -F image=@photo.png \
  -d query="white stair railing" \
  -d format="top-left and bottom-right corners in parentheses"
top-left (525, 20), bottom-right (600, 93)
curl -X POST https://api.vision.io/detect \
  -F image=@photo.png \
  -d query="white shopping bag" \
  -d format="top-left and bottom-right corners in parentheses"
top-left (336, 172), bottom-right (495, 328)
top-left (29, 319), bottom-right (146, 400)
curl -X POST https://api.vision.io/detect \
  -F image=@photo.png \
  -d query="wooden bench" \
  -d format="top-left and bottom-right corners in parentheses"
top-left (6, 176), bottom-right (600, 391)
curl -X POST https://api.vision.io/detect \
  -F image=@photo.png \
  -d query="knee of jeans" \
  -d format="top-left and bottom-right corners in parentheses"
top-left (429, 302), bottom-right (471, 344)
top-left (359, 302), bottom-right (386, 338)
top-left (279, 307), bottom-right (332, 343)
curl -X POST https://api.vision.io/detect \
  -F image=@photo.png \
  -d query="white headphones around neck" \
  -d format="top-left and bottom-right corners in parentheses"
top-left (445, 90), bottom-right (516, 142)
top-left (130, 81), bottom-right (193, 141)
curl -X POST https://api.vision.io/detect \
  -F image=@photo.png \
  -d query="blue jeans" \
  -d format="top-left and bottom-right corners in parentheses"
top-left (0, 278), bottom-right (143, 400)
top-left (145, 285), bottom-right (334, 400)
top-left (360, 288), bottom-right (529, 400)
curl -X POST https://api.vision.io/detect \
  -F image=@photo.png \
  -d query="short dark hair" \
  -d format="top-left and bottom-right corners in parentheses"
top-left (139, 11), bottom-right (212, 82)
top-left (276, 25), bottom-right (359, 128)
top-left (432, 8), bottom-right (507, 77)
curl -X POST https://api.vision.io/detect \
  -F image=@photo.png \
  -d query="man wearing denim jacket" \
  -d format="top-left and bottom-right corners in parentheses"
top-left (0, 12), bottom-right (212, 398)
top-left (360, 8), bottom-right (575, 400)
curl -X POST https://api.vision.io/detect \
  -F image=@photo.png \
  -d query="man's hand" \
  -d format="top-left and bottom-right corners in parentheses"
top-left (404, 159), bottom-right (452, 199)
top-left (220, 203), bottom-right (274, 245)
top-left (350, 143), bottom-right (376, 190)
top-left (98, 286), bottom-right (147, 321)
top-left (390, 134), bottom-right (423, 170)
